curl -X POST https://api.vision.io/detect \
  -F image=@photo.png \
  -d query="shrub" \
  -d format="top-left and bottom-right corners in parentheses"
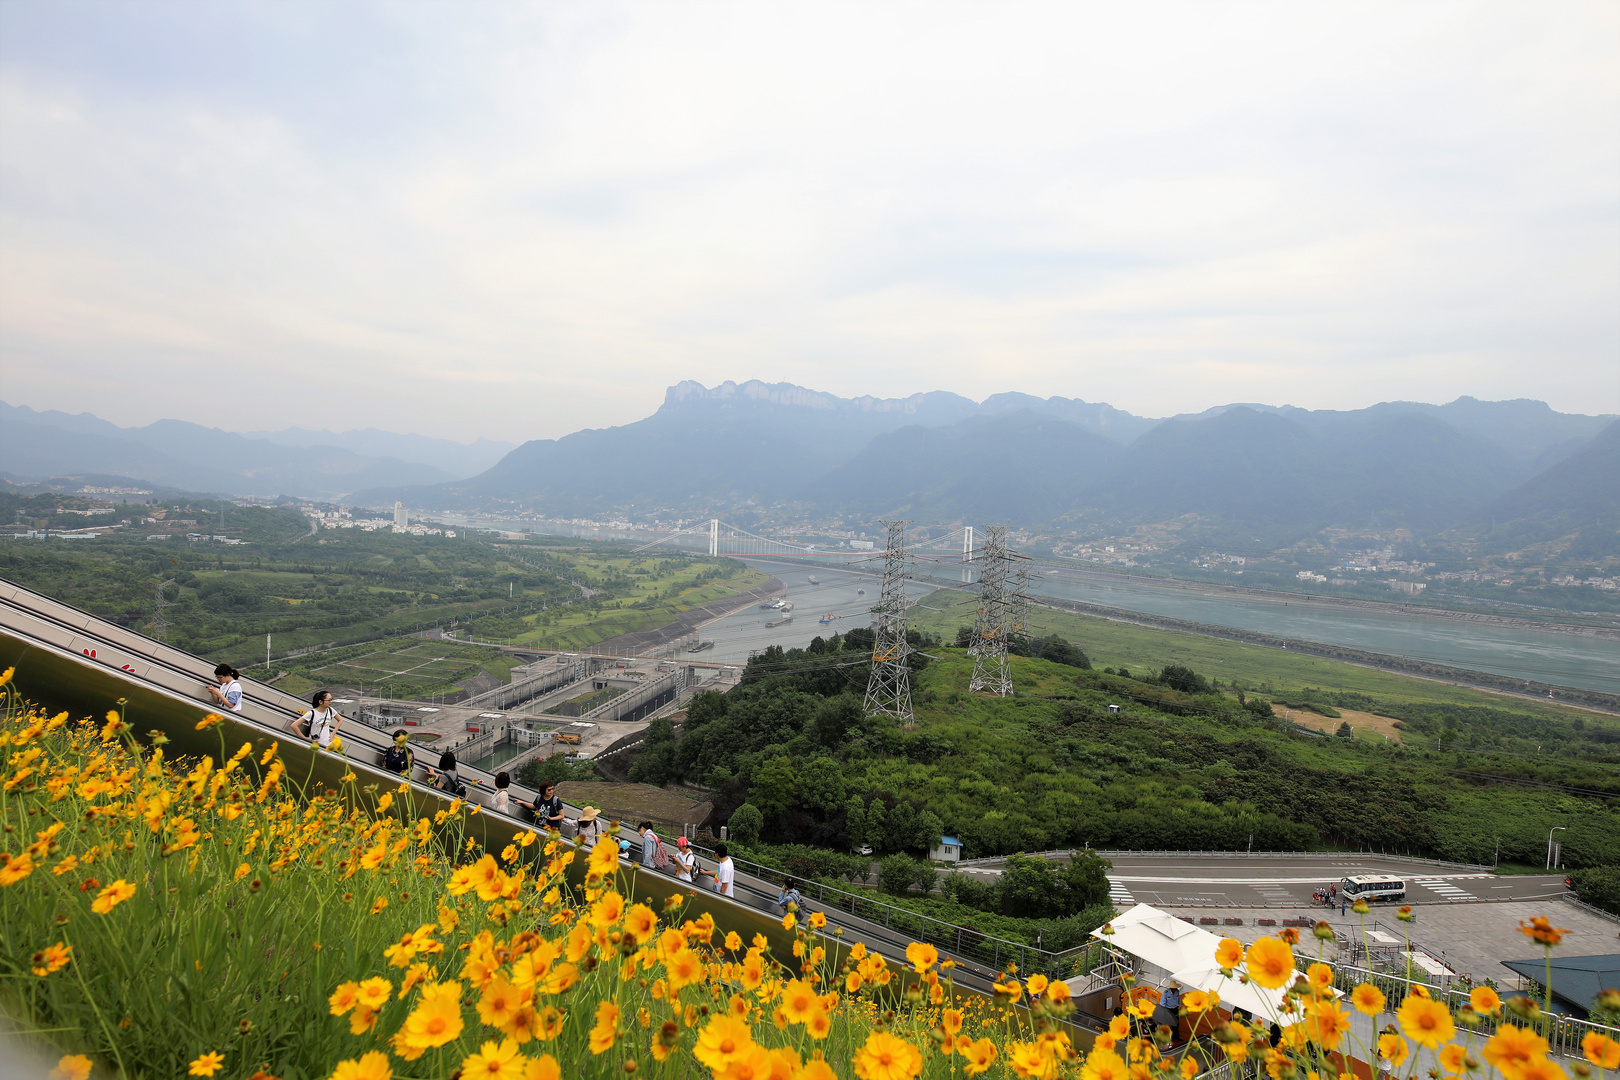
top-left (727, 802), bottom-right (764, 846)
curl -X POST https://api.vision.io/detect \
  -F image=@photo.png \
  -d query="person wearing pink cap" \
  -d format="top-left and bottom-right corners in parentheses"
top-left (672, 836), bottom-right (697, 883)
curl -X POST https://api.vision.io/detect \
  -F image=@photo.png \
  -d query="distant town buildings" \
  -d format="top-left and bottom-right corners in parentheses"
top-left (394, 501), bottom-right (408, 531)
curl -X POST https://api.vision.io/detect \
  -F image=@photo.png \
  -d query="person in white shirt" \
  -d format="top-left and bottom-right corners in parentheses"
top-left (208, 664), bottom-right (244, 712)
top-left (575, 806), bottom-right (607, 845)
top-left (294, 690), bottom-right (343, 748)
top-left (490, 771), bottom-right (534, 817)
top-left (673, 836), bottom-right (697, 882)
top-left (712, 843), bottom-right (735, 898)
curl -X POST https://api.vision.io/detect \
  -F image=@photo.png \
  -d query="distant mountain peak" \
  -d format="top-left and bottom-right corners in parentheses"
top-left (662, 379), bottom-right (971, 415)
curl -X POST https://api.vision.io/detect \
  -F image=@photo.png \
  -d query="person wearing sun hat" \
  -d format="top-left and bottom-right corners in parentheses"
top-left (672, 835), bottom-right (696, 882)
top-left (575, 805), bottom-right (606, 844)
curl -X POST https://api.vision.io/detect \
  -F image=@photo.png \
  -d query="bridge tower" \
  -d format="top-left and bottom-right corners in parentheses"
top-left (863, 520), bottom-right (913, 723)
top-left (962, 525), bottom-right (974, 562)
top-left (969, 525), bottom-right (1013, 696)
top-left (709, 519), bottom-right (719, 556)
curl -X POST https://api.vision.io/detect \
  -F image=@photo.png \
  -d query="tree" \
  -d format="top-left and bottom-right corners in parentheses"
top-left (1058, 850), bottom-right (1113, 910)
top-left (808, 695), bottom-right (862, 747)
top-left (864, 798), bottom-right (887, 852)
top-left (1336, 721), bottom-right (1353, 738)
top-left (917, 810), bottom-right (945, 854)
top-left (878, 854), bottom-right (919, 896)
top-left (888, 801), bottom-right (919, 854)
top-left (627, 742), bottom-right (675, 786)
top-left (727, 803), bottom-right (763, 846)
top-left (798, 757), bottom-right (846, 816)
top-left (998, 853), bottom-right (1061, 918)
top-left (1159, 664), bottom-right (1209, 694)
top-left (843, 795), bottom-right (867, 851)
top-left (751, 756), bottom-right (798, 822)
top-left (954, 625), bottom-right (973, 648)
top-left (1039, 635), bottom-right (1091, 669)
top-left (644, 717), bottom-right (676, 746)
top-left (685, 690), bottom-right (729, 729)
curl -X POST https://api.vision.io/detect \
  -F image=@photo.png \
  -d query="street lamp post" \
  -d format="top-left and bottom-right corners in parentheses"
top-left (1547, 826), bottom-right (1566, 870)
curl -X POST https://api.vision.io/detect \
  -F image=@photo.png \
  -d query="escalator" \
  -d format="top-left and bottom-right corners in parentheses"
top-left (0, 577), bottom-right (1018, 998)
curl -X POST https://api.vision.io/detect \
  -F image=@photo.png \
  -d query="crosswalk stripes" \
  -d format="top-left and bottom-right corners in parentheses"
top-left (1108, 879), bottom-right (1136, 904)
top-left (1416, 879), bottom-right (1475, 900)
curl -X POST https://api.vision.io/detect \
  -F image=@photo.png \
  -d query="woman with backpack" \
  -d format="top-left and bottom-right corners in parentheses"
top-left (427, 751), bottom-right (466, 798)
top-left (294, 690), bottom-right (343, 748)
top-left (207, 664), bottom-right (244, 713)
top-left (382, 731), bottom-right (415, 777)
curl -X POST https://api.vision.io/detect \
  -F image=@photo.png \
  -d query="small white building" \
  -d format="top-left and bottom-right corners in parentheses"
top-left (930, 836), bottom-right (963, 863)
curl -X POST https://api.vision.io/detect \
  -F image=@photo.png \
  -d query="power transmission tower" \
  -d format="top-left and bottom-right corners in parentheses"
top-left (1010, 559), bottom-right (1032, 650)
top-left (151, 579), bottom-right (170, 643)
top-left (969, 525), bottom-right (1013, 696)
top-left (863, 520), bottom-right (913, 723)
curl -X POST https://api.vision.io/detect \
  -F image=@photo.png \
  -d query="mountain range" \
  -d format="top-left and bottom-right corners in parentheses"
top-left (2, 383), bottom-right (1614, 550)
top-left (0, 402), bottom-right (512, 500)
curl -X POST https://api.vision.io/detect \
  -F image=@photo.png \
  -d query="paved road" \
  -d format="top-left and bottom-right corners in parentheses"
top-left (956, 853), bottom-right (1569, 908)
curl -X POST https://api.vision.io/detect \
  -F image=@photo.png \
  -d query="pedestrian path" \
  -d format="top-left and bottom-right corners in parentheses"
top-left (1253, 883), bottom-right (1294, 905)
top-left (1416, 878), bottom-right (1476, 901)
top-left (1108, 878), bottom-right (1136, 904)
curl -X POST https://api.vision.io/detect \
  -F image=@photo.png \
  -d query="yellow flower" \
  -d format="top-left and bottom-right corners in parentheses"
top-left (31, 942), bottom-right (72, 976)
top-left (901, 941), bottom-right (938, 973)
top-left (1518, 1060), bottom-right (1569, 1080)
top-left (806, 1007), bottom-right (831, 1040)
top-left (667, 947), bottom-right (705, 991)
top-left (695, 1014), bottom-right (756, 1071)
top-left (195, 714), bottom-right (223, 730)
top-left (1010, 1041), bottom-right (1057, 1079)
top-left (1048, 979), bottom-right (1072, 1005)
top-left (1182, 990), bottom-right (1219, 1014)
top-left (1378, 1033), bottom-right (1409, 1069)
top-left (477, 974), bottom-right (530, 1031)
top-left (188, 1051), bottom-right (226, 1076)
top-left (1518, 915), bottom-right (1569, 947)
top-left (329, 981), bottom-right (361, 1016)
top-left (802, 1062), bottom-right (838, 1080)
top-left (1244, 936), bottom-right (1294, 989)
top-left (1485, 1024), bottom-right (1551, 1079)
top-left (1350, 982), bottom-right (1386, 1015)
top-left (962, 1038), bottom-right (999, 1077)
top-left (91, 878), bottom-right (136, 914)
top-left (1472, 985), bottom-right (1503, 1016)
top-left (624, 903), bottom-right (658, 943)
top-left (808, 911), bottom-right (826, 929)
top-left (1026, 973), bottom-right (1050, 996)
top-left (853, 1032), bottom-right (923, 1080)
top-left (1302, 999), bottom-right (1351, 1051)
top-left (1398, 993), bottom-right (1457, 1049)
top-left (330, 1051), bottom-right (393, 1080)
top-left (943, 1008), bottom-right (965, 1036)
top-left (781, 979), bottom-right (820, 1025)
top-left (461, 1038), bottom-right (528, 1080)
top-left (1, 852), bottom-right (36, 886)
top-left (591, 889), bottom-right (626, 927)
top-left (588, 1000), bottom-right (620, 1054)
top-left (1440, 1044), bottom-right (1468, 1075)
top-left (1082, 1048), bottom-right (1129, 1080)
top-left (725, 931), bottom-right (743, 950)
top-left (49, 1055), bottom-right (92, 1080)
top-left (400, 982), bottom-right (465, 1050)
top-left (522, 1055), bottom-right (560, 1080)
top-left (1306, 962), bottom-right (1334, 996)
top-left (1584, 1032), bottom-right (1620, 1070)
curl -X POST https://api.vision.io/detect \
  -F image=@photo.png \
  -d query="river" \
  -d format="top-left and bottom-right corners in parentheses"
top-left (435, 515), bottom-right (1619, 693)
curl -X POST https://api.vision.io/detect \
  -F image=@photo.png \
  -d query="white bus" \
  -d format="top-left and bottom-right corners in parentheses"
top-left (1340, 874), bottom-right (1406, 902)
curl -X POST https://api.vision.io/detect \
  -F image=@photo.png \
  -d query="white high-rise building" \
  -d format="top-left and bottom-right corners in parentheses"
top-left (393, 501), bottom-right (407, 531)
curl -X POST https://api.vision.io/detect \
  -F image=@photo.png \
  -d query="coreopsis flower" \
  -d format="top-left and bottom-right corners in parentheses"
top-left (1485, 1024), bottom-right (1552, 1077)
top-left (962, 1038), bottom-right (999, 1077)
top-left (1518, 916), bottom-right (1569, 947)
top-left (1305, 962), bottom-right (1334, 997)
top-left (1301, 999), bottom-right (1351, 1052)
top-left (1440, 1044), bottom-right (1468, 1075)
top-left (1244, 937), bottom-right (1294, 989)
top-left (476, 974), bottom-right (530, 1031)
top-left (695, 1014), bottom-right (756, 1071)
top-left (356, 977), bottom-right (391, 1011)
top-left (1378, 1033), bottom-right (1410, 1069)
top-left (194, 714), bottom-right (223, 730)
top-left (30, 942), bottom-right (72, 976)
top-left (588, 1000), bottom-right (620, 1054)
top-left (329, 1051), bottom-right (392, 1080)
top-left (1008, 1041), bottom-right (1057, 1080)
top-left (1472, 985), bottom-right (1502, 1015)
top-left (49, 1056), bottom-right (92, 1080)
top-left (781, 980), bottom-right (820, 1025)
top-left (329, 981), bottom-right (362, 1016)
top-left (1351, 982), bottom-right (1386, 1015)
top-left (90, 878), bottom-right (136, 914)
top-left (905, 942), bottom-right (939, 973)
top-left (1398, 993), bottom-right (1458, 1049)
top-left (398, 982), bottom-right (465, 1052)
top-left (806, 1008), bottom-right (832, 1040)
top-left (1, 851), bottom-right (37, 886)
top-left (1583, 1032), bottom-right (1620, 1070)
top-left (1082, 1048), bottom-right (1128, 1080)
top-left (461, 1038), bottom-right (527, 1080)
top-left (623, 903), bottom-right (658, 944)
top-left (853, 1032), bottom-right (924, 1080)
top-left (188, 1051), bottom-right (225, 1077)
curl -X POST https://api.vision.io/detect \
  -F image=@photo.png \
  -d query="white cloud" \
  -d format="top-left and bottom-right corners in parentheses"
top-left (1, 0), bottom-right (1615, 443)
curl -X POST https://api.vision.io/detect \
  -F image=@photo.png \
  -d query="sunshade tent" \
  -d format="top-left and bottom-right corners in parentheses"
top-left (1088, 903), bottom-right (1317, 1021)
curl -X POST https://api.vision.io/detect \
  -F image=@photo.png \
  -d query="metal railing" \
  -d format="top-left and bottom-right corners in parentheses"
top-left (957, 849), bottom-right (1492, 872)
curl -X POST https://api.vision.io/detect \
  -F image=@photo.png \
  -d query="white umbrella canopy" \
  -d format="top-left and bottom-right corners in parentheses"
top-left (1088, 903), bottom-right (1229, 977)
top-left (1167, 965), bottom-right (1291, 1020)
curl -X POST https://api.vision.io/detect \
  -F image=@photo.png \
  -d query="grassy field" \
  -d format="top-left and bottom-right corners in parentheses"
top-left (500, 554), bottom-right (768, 649)
top-left (909, 586), bottom-right (1602, 725)
top-left (266, 637), bottom-right (523, 698)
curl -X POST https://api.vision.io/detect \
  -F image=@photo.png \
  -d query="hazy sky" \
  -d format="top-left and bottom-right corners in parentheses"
top-left (2, 1), bottom-right (1617, 444)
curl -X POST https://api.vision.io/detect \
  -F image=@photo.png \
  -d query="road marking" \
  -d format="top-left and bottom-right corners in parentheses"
top-left (1416, 879), bottom-right (1475, 900)
top-left (1108, 879), bottom-right (1137, 904)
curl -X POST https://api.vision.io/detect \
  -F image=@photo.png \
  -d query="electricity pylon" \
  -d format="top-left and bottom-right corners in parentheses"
top-left (969, 525), bottom-right (1013, 695)
top-left (1010, 559), bottom-right (1032, 650)
top-left (863, 520), bottom-right (913, 722)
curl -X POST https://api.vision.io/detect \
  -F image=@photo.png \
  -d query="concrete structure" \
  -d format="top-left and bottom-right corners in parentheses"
top-left (393, 501), bottom-right (407, 530)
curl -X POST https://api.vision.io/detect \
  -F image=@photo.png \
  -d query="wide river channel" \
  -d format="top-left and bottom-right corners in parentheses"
top-left (440, 517), bottom-right (1620, 693)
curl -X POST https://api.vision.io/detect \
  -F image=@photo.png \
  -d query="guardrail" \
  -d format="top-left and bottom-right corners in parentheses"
top-left (956, 849), bottom-right (1494, 872)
